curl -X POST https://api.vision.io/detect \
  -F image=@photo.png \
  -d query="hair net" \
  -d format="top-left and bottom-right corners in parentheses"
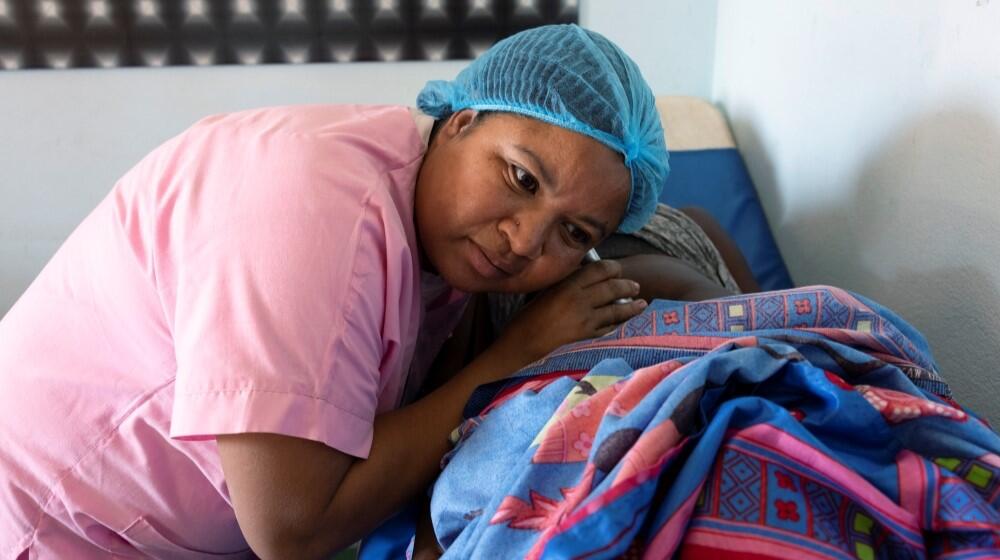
top-left (417, 24), bottom-right (669, 234)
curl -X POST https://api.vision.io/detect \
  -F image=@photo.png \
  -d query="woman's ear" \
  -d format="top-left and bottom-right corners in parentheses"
top-left (440, 109), bottom-right (479, 140)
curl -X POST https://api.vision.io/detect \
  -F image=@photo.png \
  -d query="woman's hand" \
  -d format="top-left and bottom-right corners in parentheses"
top-left (411, 496), bottom-right (442, 560)
top-left (496, 260), bottom-right (646, 366)
top-left (412, 547), bottom-right (443, 560)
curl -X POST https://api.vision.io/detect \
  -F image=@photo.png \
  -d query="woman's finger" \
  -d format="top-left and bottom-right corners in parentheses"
top-left (586, 278), bottom-right (640, 308)
top-left (571, 259), bottom-right (622, 289)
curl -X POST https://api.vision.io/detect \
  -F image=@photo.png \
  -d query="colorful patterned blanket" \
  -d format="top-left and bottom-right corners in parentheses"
top-left (428, 286), bottom-right (1000, 559)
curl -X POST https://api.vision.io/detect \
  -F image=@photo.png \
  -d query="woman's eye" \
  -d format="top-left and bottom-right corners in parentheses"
top-left (512, 165), bottom-right (538, 194)
top-left (565, 223), bottom-right (592, 246)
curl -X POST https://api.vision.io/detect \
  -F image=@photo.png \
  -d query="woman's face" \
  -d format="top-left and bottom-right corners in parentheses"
top-left (415, 110), bottom-right (631, 293)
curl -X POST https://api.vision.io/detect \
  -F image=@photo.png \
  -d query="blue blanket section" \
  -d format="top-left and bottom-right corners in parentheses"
top-left (661, 148), bottom-right (794, 291)
top-left (360, 287), bottom-right (998, 559)
top-left (427, 288), bottom-right (1000, 558)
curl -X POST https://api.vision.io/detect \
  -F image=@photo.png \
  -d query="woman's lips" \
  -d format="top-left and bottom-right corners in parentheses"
top-left (468, 241), bottom-right (511, 280)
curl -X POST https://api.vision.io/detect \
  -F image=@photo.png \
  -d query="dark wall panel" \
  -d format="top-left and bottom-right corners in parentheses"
top-left (0, 0), bottom-right (578, 70)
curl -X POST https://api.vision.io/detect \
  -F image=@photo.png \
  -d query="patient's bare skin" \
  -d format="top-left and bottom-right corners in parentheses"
top-left (680, 206), bottom-right (760, 293)
top-left (619, 253), bottom-right (731, 302)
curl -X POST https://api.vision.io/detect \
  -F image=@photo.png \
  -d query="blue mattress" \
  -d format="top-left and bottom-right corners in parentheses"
top-left (660, 148), bottom-right (793, 291)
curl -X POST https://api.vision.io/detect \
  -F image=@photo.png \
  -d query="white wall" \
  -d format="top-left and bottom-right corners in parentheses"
top-left (582, 0), bottom-right (716, 99)
top-left (0, 0), bottom-right (716, 317)
top-left (0, 60), bottom-right (465, 314)
top-left (714, 0), bottom-right (1000, 424)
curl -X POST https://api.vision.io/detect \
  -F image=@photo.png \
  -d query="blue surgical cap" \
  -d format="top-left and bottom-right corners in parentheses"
top-left (417, 24), bottom-right (669, 234)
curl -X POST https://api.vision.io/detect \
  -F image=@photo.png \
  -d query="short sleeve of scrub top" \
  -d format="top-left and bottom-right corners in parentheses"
top-left (153, 105), bottom-right (431, 458)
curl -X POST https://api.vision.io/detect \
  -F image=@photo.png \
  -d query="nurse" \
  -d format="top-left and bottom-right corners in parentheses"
top-left (0, 25), bottom-right (668, 558)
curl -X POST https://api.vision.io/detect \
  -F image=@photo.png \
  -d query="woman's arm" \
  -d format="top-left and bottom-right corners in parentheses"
top-left (218, 333), bottom-right (531, 558)
top-left (216, 261), bottom-right (646, 559)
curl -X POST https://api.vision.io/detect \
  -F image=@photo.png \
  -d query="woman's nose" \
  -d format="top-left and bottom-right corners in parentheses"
top-left (499, 213), bottom-right (546, 260)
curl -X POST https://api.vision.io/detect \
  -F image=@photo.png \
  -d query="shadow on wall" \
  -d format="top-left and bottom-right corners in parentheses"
top-left (724, 114), bottom-right (784, 232)
top-left (738, 105), bottom-right (1000, 427)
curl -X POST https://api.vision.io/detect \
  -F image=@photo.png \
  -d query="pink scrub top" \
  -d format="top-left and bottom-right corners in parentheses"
top-left (0, 104), bottom-right (467, 558)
